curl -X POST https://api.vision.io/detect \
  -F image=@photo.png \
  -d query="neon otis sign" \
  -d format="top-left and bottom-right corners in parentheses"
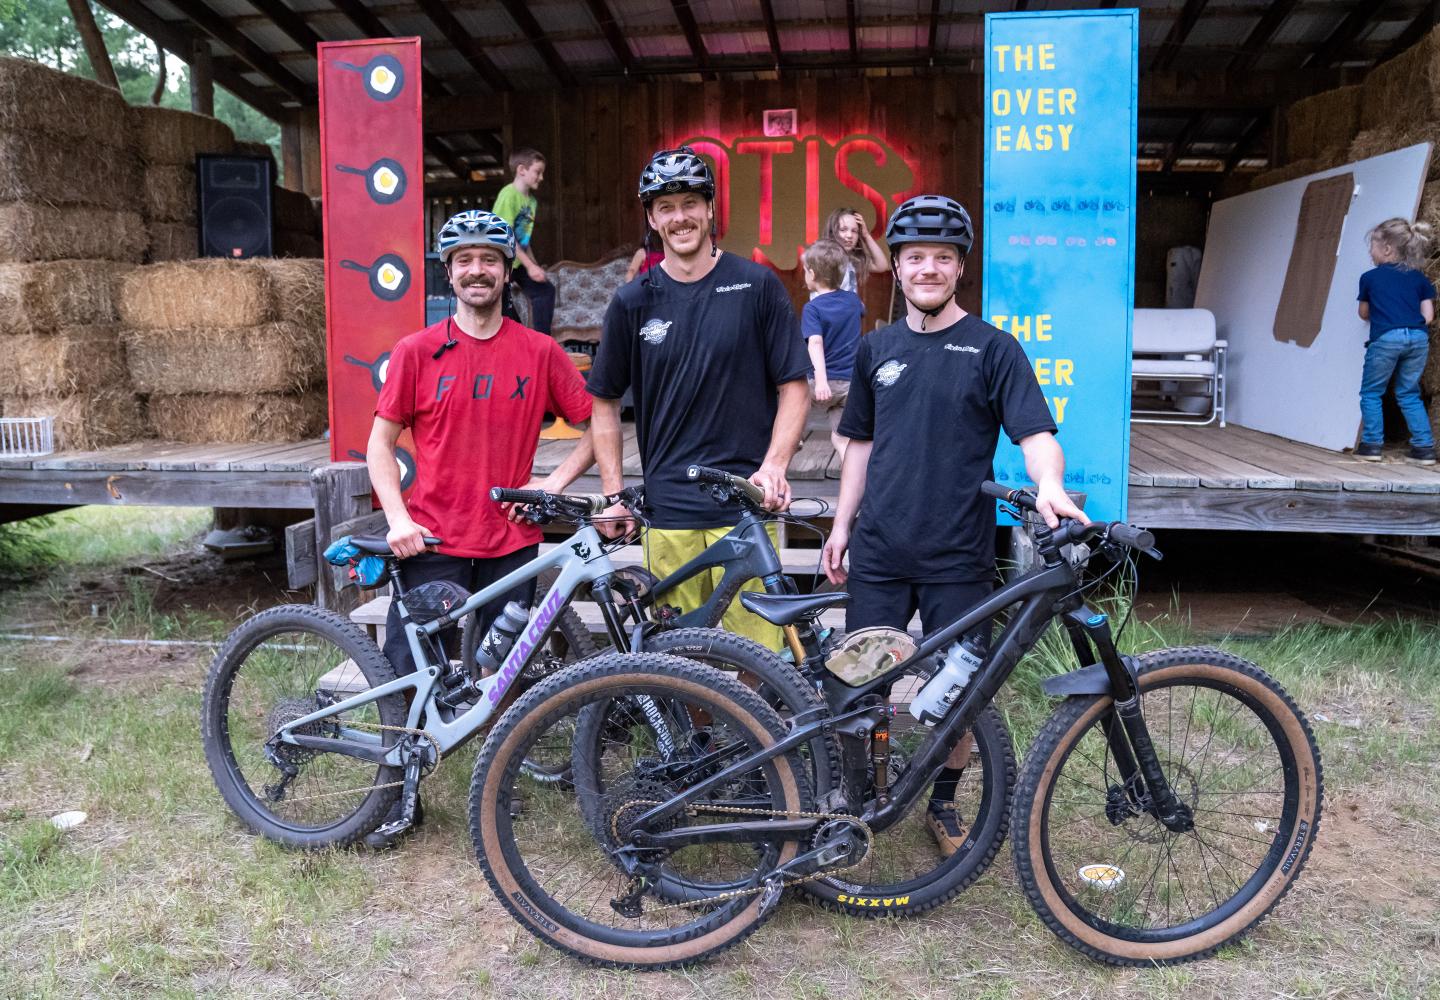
top-left (678, 133), bottom-right (917, 270)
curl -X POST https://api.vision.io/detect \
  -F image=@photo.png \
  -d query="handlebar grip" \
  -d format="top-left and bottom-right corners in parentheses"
top-left (687, 465), bottom-right (767, 507)
top-left (1107, 523), bottom-right (1155, 551)
top-left (980, 480), bottom-right (1039, 512)
top-left (422, 536), bottom-right (443, 547)
top-left (490, 487), bottom-right (547, 505)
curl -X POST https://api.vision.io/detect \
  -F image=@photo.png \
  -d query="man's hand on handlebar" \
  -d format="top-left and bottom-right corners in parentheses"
top-left (386, 515), bottom-right (435, 559)
top-left (1035, 478), bottom-right (1089, 529)
top-left (749, 461), bottom-right (792, 512)
top-left (597, 501), bottom-right (637, 540)
top-left (502, 476), bottom-right (560, 523)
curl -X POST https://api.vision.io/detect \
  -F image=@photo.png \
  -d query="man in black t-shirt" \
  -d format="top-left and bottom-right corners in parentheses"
top-left (587, 146), bottom-right (811, 649)
top-left (820, 194), bottom-right (1086, 855)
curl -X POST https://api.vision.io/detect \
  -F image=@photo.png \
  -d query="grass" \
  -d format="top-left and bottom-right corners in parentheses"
top-left (2, 509), bottom-right (1440, 998)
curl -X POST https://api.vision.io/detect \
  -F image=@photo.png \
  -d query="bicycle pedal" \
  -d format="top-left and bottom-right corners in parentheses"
top-left (372, 817), bottom-right (412, 839)
top-left (757, 877), bottom-right (784, 915)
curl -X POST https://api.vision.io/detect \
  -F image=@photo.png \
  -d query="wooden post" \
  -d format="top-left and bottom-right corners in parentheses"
top-left (65, 0), bottom-right (120, 91)
top-left (281, 110), bottom-right (303, 193)
top-left (190, 38), bottom-right (214, 116)
top-left (310, 463), bottom-right (374, 613)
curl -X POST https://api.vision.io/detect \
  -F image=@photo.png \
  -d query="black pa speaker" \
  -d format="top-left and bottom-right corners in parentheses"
top-left (197, 154), bottom-right (274, 259)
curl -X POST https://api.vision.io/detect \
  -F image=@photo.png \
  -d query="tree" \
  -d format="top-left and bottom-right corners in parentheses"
top-left (0, 0), bottom-right (282, 173)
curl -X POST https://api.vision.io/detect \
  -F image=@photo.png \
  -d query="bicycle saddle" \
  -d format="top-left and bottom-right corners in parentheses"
top-left (738, 591), bottom-right (849, 626)
top-left (348, 534), bottom-right (443, 556)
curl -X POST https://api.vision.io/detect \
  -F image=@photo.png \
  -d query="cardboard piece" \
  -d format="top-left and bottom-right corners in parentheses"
top-left (1273, 173), bottom-right (1355, 348)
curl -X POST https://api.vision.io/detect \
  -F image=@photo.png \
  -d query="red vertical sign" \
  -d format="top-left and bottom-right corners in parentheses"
top-left (319, 38), bottom-right (425, 482)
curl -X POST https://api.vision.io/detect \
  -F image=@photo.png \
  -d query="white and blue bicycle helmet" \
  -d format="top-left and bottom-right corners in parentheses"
top-left (436, 209), bottom-right (515, 262)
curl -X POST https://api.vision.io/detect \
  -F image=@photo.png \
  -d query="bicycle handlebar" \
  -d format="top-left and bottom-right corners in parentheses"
top-left (488, 487), bottom-right (616, 517)
top-left (980, 480), bottom-right (1157, 554)
top-left (686, 465), bottom-right (768, 508)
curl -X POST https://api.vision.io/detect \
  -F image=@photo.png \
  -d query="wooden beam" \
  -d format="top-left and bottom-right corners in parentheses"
top-left (1230, 0), bottom-right (1302, 74)
top-left (758, 0), bottom-right (783, 71)
top-left (247, 0), bottom-right (324, 54)
top-left (1162, 111), bottom-right (1210, 172)
top-left (1379, 0), bottom-right (1438, 62)
top-left (1225, 114), bottom-right (1269, 170)
top-left (414, 0), bottom-right (512, 92)
top-left (161, 0), bottom-right (312, 101)
top-left (324, 0), bottom-right (459, 99)
top-left (583, 0), bottom-right (637, 75)
top-left (926, 0), bottom-right (940, 63)
top-left (669, 0), bottom-right (713, 78)
top-left (93, 0), bottom-right (287, 117)
top-left (846, 0), bottom-right (858, 62)
top-left (1307, 0), bottom-right (1389, 68)
top-left (190, 38), bottom-right (214, 115)
top-left (496, 0), bottom-right (577, 86)
top-left (1152, 0), bottom-right (1210, 72)
top-left (423, 94), bottom-right (505, 133)
top-left (65, 0), bottom-right (120, 90)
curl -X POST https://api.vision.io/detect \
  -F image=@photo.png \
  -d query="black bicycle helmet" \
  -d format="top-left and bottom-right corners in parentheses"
top-left (638, 146), bottom-right (715, 203)
top-left (885, 194), bottom-right (974, 256)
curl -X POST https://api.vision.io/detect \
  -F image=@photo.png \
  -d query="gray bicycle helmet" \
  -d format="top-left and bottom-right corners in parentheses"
top-left (638, 146), bottom-right (715, 203)
top-left (436, 209), bottom-right (515, 262)
top-left (885, 195), bottom-right (975, 256)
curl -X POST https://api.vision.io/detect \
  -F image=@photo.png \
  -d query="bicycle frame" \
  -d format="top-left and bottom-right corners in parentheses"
top-left (643, 508), bottom-right (791, 628)
top-left (274, 524), bottom-right (620, 766)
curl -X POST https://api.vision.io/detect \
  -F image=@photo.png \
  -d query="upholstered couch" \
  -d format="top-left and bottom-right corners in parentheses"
top-left (514, 246), bottom-right (634, 350)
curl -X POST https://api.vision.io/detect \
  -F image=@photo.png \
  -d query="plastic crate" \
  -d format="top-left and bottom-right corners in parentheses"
top-left (0, 415), bottom-right (55, 458)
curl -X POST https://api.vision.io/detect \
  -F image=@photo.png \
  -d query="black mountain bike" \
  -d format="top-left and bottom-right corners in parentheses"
top-left (468, 481), bottom-right (1324, 969)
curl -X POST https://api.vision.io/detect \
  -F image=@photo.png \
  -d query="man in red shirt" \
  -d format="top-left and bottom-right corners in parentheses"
top-left (365, 210), bottom-right (594, 846)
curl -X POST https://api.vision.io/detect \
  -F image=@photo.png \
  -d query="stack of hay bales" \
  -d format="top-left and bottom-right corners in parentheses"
top-left (1252, 85), bottom-right (1364, 190)
top-left (273, 186), bottom-right (323, 257)
top-left (118, 258), bottom-right (328, 443)
top-left (130, 104), bottom-right (236, 263)
top-left (0, 58), bottom-right (149, 447)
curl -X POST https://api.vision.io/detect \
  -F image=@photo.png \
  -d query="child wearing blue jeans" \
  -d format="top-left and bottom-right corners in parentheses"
top-left (1356, 217), bottom-right (1436, 466)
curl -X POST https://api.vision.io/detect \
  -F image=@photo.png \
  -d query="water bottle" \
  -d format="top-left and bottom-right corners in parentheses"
top-left (473, 601), bottom-right (530, 674)
top-left (908, 635), bottom-right (985, 727)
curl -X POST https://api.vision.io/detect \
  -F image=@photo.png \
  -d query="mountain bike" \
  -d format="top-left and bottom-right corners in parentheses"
top-left (199, 483), bottom-right (820, 848)
top-left (469, 481), bottom-right (1324, 969)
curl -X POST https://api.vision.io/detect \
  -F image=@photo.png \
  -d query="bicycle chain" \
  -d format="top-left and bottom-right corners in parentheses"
top-left (268, 721), bottom-right (442, 803)
top-left (609, 799), bottom-right (875, 914)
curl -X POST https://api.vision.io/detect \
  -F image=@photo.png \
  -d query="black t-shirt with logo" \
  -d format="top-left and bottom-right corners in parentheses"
top-left (837, 313), bottom-right (1057, 582)
top-left (588, 253), bottom-right (809, 528)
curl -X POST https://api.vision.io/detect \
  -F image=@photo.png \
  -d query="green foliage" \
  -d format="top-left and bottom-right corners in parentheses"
top-left (0, 0), bottom-right (281, 169)
top-left (0, 521), bottom-right (57, 581)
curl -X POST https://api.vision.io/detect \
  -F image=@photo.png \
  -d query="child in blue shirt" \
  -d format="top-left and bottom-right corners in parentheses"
top-left (1356, 217), bottom-right (1436, 465)
top-left (802, 239), bottom-right (865, 462)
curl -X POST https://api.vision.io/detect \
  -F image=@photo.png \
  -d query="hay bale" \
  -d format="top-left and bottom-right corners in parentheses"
top-left (142, 165), bottom-right (197, 224)
top-left (0, 58), bottom-right (132, 149)
top-left (118, 258), bottom-right (272, 328)
top-left (146, 222), bottom-right (198, 263)
top-left (1287, 85), bottom-right (1362, 163)
top-left (0, 203), bottom-right (145, 263)
top-left (274, 230), bottom-right (323, 258)
top-left (1348, 127), bottom-right (1400, 163)
top-left (123, 322), bottom-right (323, 395)
top-left (147, 392), bottom-right (326, 443)
top-left (1, 389), bottom-right (145, 450)
top-left (260, 258), bottom-right (325, 329)
top-left (1250, 159), bottom-right (1317, 190)
top-left (234, 139), bottom-right (277, 170)
top-left (129, 105), bottom-right (234, 166)
top-left (272, 186), bottom-right (316, 234)
top-left (0, 326), bottom-right (127, 395)
top-left (1359, 28), bottom-right (1440, 129)
top-left (0, 260), bottom-right (134, 332)
top-left (0, 131), bottom-right (141, 209)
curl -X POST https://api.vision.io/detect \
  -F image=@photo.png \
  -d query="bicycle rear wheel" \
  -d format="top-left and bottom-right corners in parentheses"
top-left (200, 605), bottom-right (407, 849)
top-left (1014, 646), bottom-right (1323, 965)
top-left (469, 652), bottom-right (814, 970)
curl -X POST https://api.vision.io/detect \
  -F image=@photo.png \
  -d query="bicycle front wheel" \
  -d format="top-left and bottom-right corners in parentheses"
top-left (469, 652), bottom-right (814, 970)
top-left (200, 605), bottom-right (407, 849)
top-left (1014, 646), bottom-right (1323, 966)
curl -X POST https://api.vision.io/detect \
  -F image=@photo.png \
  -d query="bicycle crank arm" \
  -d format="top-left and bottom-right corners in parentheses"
top-left (630, 817), bottom-right (816, 850)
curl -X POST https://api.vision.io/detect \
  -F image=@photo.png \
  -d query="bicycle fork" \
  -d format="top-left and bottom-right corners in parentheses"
top-left (1065, 610), bottom-right (1194, 834)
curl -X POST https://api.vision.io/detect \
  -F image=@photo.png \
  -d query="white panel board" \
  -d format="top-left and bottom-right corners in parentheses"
top-left (1194, 144), bottom-right (1431, 451)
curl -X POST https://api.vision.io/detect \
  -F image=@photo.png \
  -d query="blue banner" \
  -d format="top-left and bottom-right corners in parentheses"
top-left (983, 10), bottom-right (1137, 522)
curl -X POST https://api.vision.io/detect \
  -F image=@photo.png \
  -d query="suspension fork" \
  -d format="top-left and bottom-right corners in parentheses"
top-left (1074, 610), bottom-right (1194, 833)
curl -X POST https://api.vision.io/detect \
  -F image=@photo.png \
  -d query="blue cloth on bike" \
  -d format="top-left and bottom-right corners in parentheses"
top-left (323, 536), bottom-right (387, 587)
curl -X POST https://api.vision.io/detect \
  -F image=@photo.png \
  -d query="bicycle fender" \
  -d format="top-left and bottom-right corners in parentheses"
top-left (1041, 656), bottom-right (1139, 698)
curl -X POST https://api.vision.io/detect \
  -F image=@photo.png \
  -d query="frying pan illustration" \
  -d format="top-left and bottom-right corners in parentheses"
top-left (336, 55), bottom-right (405, 102)
top-left (348, 446), bottom-right (416, 491)
top-left (344, 351), bottom-right (390, 391)
top-left (339, 254), bottom-right (411, 301)
top-left (336, 158), bottom-right (408, 206)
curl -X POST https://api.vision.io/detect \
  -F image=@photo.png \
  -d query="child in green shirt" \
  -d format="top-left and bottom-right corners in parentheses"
top-left (493, 147), bottom-right (556, 334)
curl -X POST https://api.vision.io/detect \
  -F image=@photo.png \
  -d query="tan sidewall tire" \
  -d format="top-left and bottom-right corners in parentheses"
top-left (475, 659), bottom-right (806, 967)
top-left (1019, 653), bottom-right (1321, 964)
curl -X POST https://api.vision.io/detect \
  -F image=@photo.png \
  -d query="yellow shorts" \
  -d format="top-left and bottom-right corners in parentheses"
top-left (642, 524), bottom-right (784, 652)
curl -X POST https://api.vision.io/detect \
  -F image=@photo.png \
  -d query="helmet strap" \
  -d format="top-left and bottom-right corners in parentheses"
top-left (433, 317), bottom-right (460, 359)
top-left (710, 226), bottom-right (718, 258)
top-left (892, 258), bottom-right (957, 332)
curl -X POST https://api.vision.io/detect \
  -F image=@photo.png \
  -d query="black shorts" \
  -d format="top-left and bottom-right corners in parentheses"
top-left (844, 577), bottom-right (994, 647)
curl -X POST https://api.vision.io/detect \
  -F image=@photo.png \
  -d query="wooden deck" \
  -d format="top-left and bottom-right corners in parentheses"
top-left (535, 421), bottom-right (1440, 535)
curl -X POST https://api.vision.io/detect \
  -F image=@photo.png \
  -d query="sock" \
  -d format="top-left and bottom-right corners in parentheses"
top-left (930, 767), bottom-right (963, 804)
